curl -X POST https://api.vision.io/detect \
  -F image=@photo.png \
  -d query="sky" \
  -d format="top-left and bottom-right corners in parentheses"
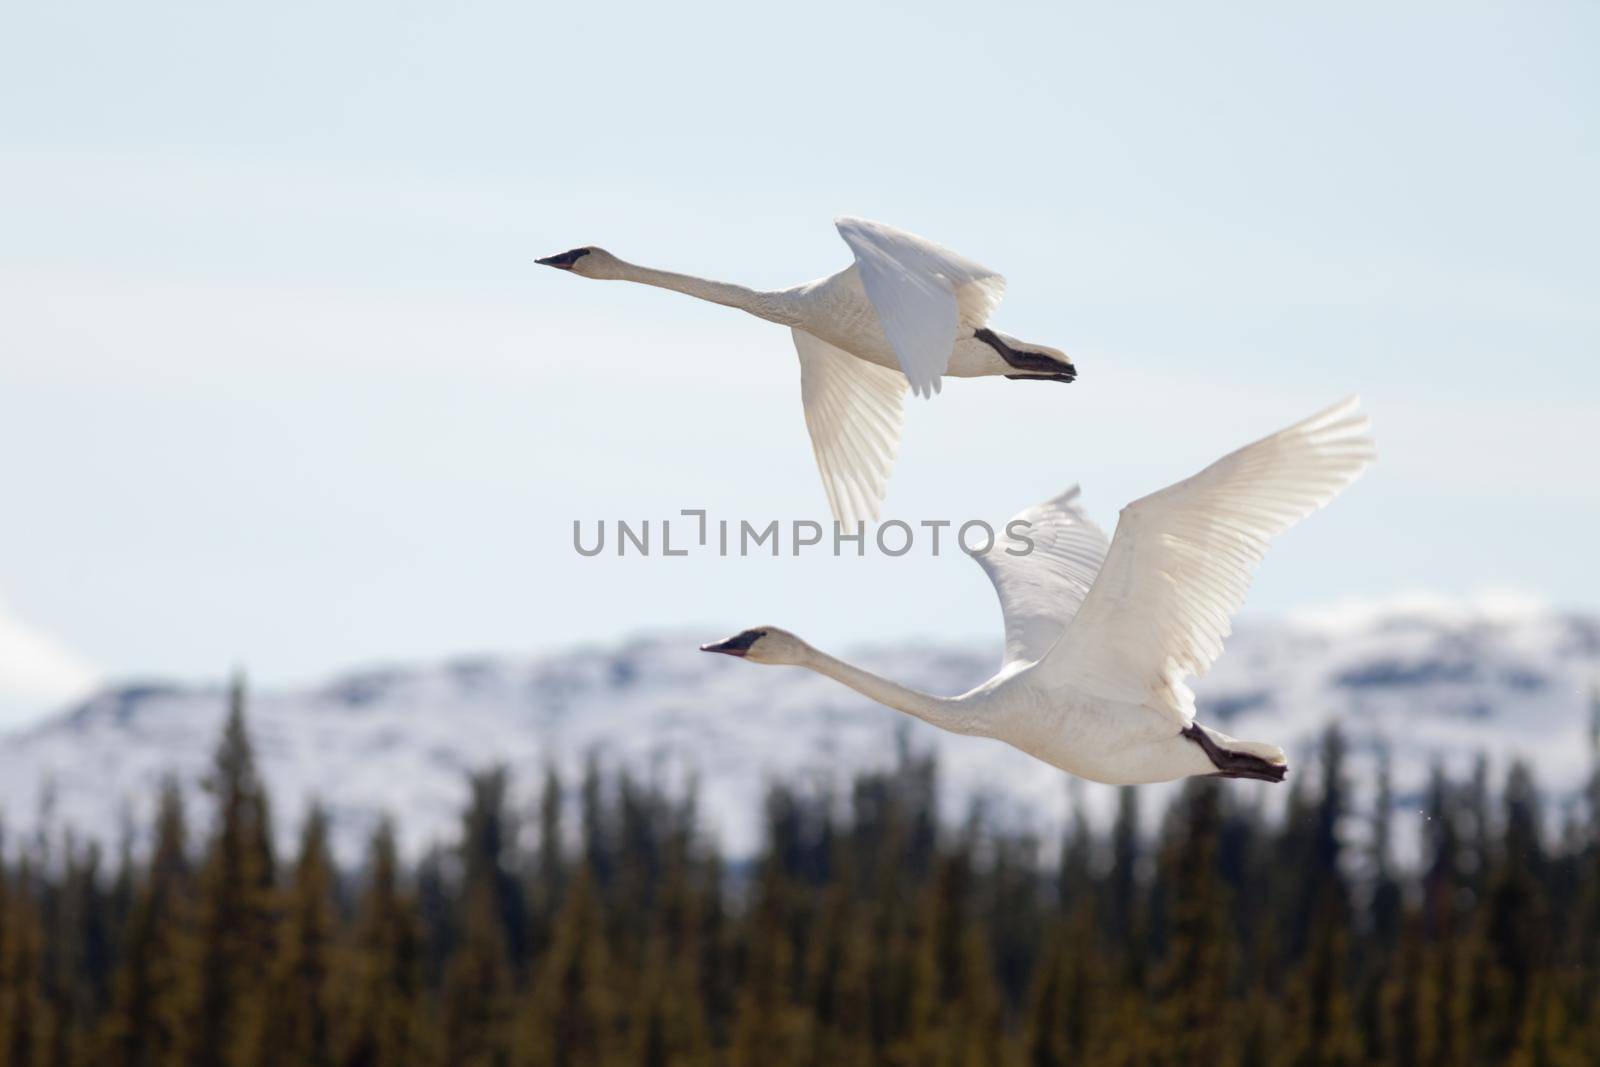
top-left (1, 2), bottom-right (1596, 728)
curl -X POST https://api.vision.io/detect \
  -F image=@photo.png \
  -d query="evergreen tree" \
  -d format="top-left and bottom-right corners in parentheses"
top-left (636, 804), bottom-right (714, 1066)
top-left (1377, 910), bottom-right (1425, 1067)
top-left (55, 840), bottom-right (113, 1064)
top-left (339, 820), bottom-right (425, 1067)
top-left (441, 769), bottom-right (521, 1067)
top-left (987, 833), bottom-right (1043, 1012)
top-left (1107, 786), bottom-right (1145, 983)
top-left (1282, 728), bottom-right (1357, 1067)
top-left (529, 766), bottom-right (567, 960)
top-left (1056, 780), bottom-right (1092, 908)
top-left (901, 844), bottom-right (1005, 1067)
top-left (183, 676), bottom-right (278, 1067)
top-left (1579, 688), bottom-right (1600, 1056)
top-left (251, 805), bottom-right (336, 1067)
top-left (6, 707), bottom-right (1600, 1067)
top-left (802, 878), bottom-right (870, 1067)
top-left (1474, 762), bottom-right (1549, 1063)
top-left (102, 777), bottom-right (191, 1067)
top-left (1359, 745), bottom-right (1404, 1064)
top-left (728, 852), bottom-right (807, 1067)
top-left (1152, 780), bottom-right (1235, 1067)
top-left (1419, 763), bottom-right (1464, 1067)
top-left (517, 868), bottom-right (615, 1067)
top-left (1, 860), bottom-right (53, 1067)
top-left (1024, 894), bottom-right (1100, 1067)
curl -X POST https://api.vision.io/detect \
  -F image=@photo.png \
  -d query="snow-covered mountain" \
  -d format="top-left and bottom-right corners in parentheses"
top-left (2, 597), bottom-right (1596, 865)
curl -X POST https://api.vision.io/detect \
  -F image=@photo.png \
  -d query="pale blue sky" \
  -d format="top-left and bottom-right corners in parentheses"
top-left (1, 2), bottom-right (1596, 726)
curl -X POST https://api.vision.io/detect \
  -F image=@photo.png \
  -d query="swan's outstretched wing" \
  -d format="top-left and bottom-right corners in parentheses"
top-left (1041, 397), bottom-right (1375, 725)
top-left (972, 487), bottom-right (1111, 670)
top-left (834, 216), bottom-right (1006, 399)
top-left (794, 328), bottom-right (907, 528)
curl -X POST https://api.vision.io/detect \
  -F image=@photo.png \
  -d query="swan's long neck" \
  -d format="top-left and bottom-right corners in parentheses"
top-left (608, 259), bottom-right (796, 325)
top-left (798, 645), bottom-right (984, 736)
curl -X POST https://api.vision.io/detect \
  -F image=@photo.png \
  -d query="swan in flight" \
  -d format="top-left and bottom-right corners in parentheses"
top-left (699, 398), bottom-right (1375, 785)
top-left (538, 217), bottom-right (1074, 527)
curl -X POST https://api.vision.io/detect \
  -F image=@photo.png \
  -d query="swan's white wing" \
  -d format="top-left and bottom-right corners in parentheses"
top-left (1042, 397), bottom-right (1375, 725)
top-left (834, 216), bottom-right (1006, 399)
top-left (972, 487), bottom-right (1111, 670)
top-left (794, 327), bottom-right (907, 528)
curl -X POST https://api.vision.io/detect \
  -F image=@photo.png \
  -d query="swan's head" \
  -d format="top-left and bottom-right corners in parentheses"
top-left (698, 626), bottom-right (806, 666)
top-left (536, 245), bottom-right (622, 279)
top-left (1003, 342), bottom-right (1076, 384)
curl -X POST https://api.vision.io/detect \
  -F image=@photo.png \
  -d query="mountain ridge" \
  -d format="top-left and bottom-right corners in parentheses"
top-left (2, 598), bottom-right (1596, 864)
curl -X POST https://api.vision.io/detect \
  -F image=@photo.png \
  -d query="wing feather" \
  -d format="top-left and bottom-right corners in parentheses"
top-left (794, 328), bottom-right (907, 528)
top-left (1040, 397), bottom-right (1376, 723)
top-left (834, 216), bottom-right (1005, 398)
top-left (971, 487), bottom-right (1111, 670)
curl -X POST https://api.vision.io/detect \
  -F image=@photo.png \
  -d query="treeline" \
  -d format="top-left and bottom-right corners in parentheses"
top-left (2, 682), bottom-right (1599, 1066)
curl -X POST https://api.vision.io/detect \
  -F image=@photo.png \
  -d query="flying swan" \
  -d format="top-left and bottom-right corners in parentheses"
top-left (700, 398), bottom-right (1375, 785)
top-left (538, 217), bottom-right (1074, 527)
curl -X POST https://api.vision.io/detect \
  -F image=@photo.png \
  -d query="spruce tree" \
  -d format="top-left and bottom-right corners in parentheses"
top-left (901, 843), bottom-right (1005, 1067)
top-left (0, 841), bottom-right (8, 1057)
top-left (1024, 894), bottom-right (1100, 1067)
top-left (529, 766), bottom-right (567, 961)
top-left (53, 840), bottom-right (112, 1063)
top-left (339, 819), bottom-right (425, 1067)
top-left (1107, 786), bottom-right (1145, 984)
top-left (635, 806), bottom-right (713, 1066)
top-left (803, 878), bottom-right (870, 1067)
top-left (727, 853), bottom-right (806, 1067)
top-left (1360, 746), bottom-right (1404, 1063)
top-left (517, 867), bottom-right (615, 1067)
top-left (102, 777), bottom-right (191, 1067)
top-left (1152, 780), bottom-right (1235, 1067)
top-left (183, 676), bottom-right (279, 1067)
top-left (1419, 763), bottom-right (1464, 1067)
top-left (1282, 728), bottom-right (1357, 1067)
top-left (441, 770), bottom-right (520, 1067)
top-left (1378, 911), bottom-right (1425, 1067)
top-left (0, 860), bottom-right (51, 1067)
top-left (251, 805), bottom-right (336, 1067)
top-left (1475, 762), bottom-right (1549, 1063)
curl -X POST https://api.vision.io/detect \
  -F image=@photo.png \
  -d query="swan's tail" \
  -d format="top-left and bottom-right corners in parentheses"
top-left (1182, 724), bottom-right (1288, 783)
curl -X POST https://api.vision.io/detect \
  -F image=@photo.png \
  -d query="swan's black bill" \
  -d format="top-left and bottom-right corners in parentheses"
top-left (699, 629), bottom-right (766, 657)
top-left (537, 248), bottom-right (591, 270)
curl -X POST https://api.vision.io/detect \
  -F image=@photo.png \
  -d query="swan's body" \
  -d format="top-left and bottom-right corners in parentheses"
top-left (701, 398), bottom-right (1376, 786)
top-left (538, 217), bottom-right (1075, 527)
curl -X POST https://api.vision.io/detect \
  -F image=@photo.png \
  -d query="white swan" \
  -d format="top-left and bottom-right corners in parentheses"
top-left (699, 398), bottom-right (1375, 785)
top-left (538, 217), bottom-right (1074, 527)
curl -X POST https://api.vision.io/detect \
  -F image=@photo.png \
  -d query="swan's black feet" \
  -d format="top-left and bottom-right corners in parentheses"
top-left (1181, 724), bottom-right (1288, 783)
top-left (976, 328), bottom-right (1077, 383)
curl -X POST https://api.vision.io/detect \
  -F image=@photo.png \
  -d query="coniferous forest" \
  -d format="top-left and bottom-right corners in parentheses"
top-left (2, 683), bottom-right (1599, 1067)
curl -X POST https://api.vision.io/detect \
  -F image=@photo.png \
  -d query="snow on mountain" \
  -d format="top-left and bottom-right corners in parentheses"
top-left (1, 598), bottom-right (1596, 865)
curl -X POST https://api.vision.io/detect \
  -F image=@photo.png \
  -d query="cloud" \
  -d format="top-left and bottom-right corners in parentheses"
top-left (0, 595), bottom-right (97, 728)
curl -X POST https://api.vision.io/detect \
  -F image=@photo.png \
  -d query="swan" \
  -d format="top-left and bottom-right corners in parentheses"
top-left (699, 397), bottom-right (1375, 785)
top-left (538, 217), bottom-right (1075, 527)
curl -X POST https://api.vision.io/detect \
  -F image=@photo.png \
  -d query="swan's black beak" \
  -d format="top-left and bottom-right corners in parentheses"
top-left (536, 248), bottom-right (591, 270)
top-left (699, 629), bottom-right (765, 657)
